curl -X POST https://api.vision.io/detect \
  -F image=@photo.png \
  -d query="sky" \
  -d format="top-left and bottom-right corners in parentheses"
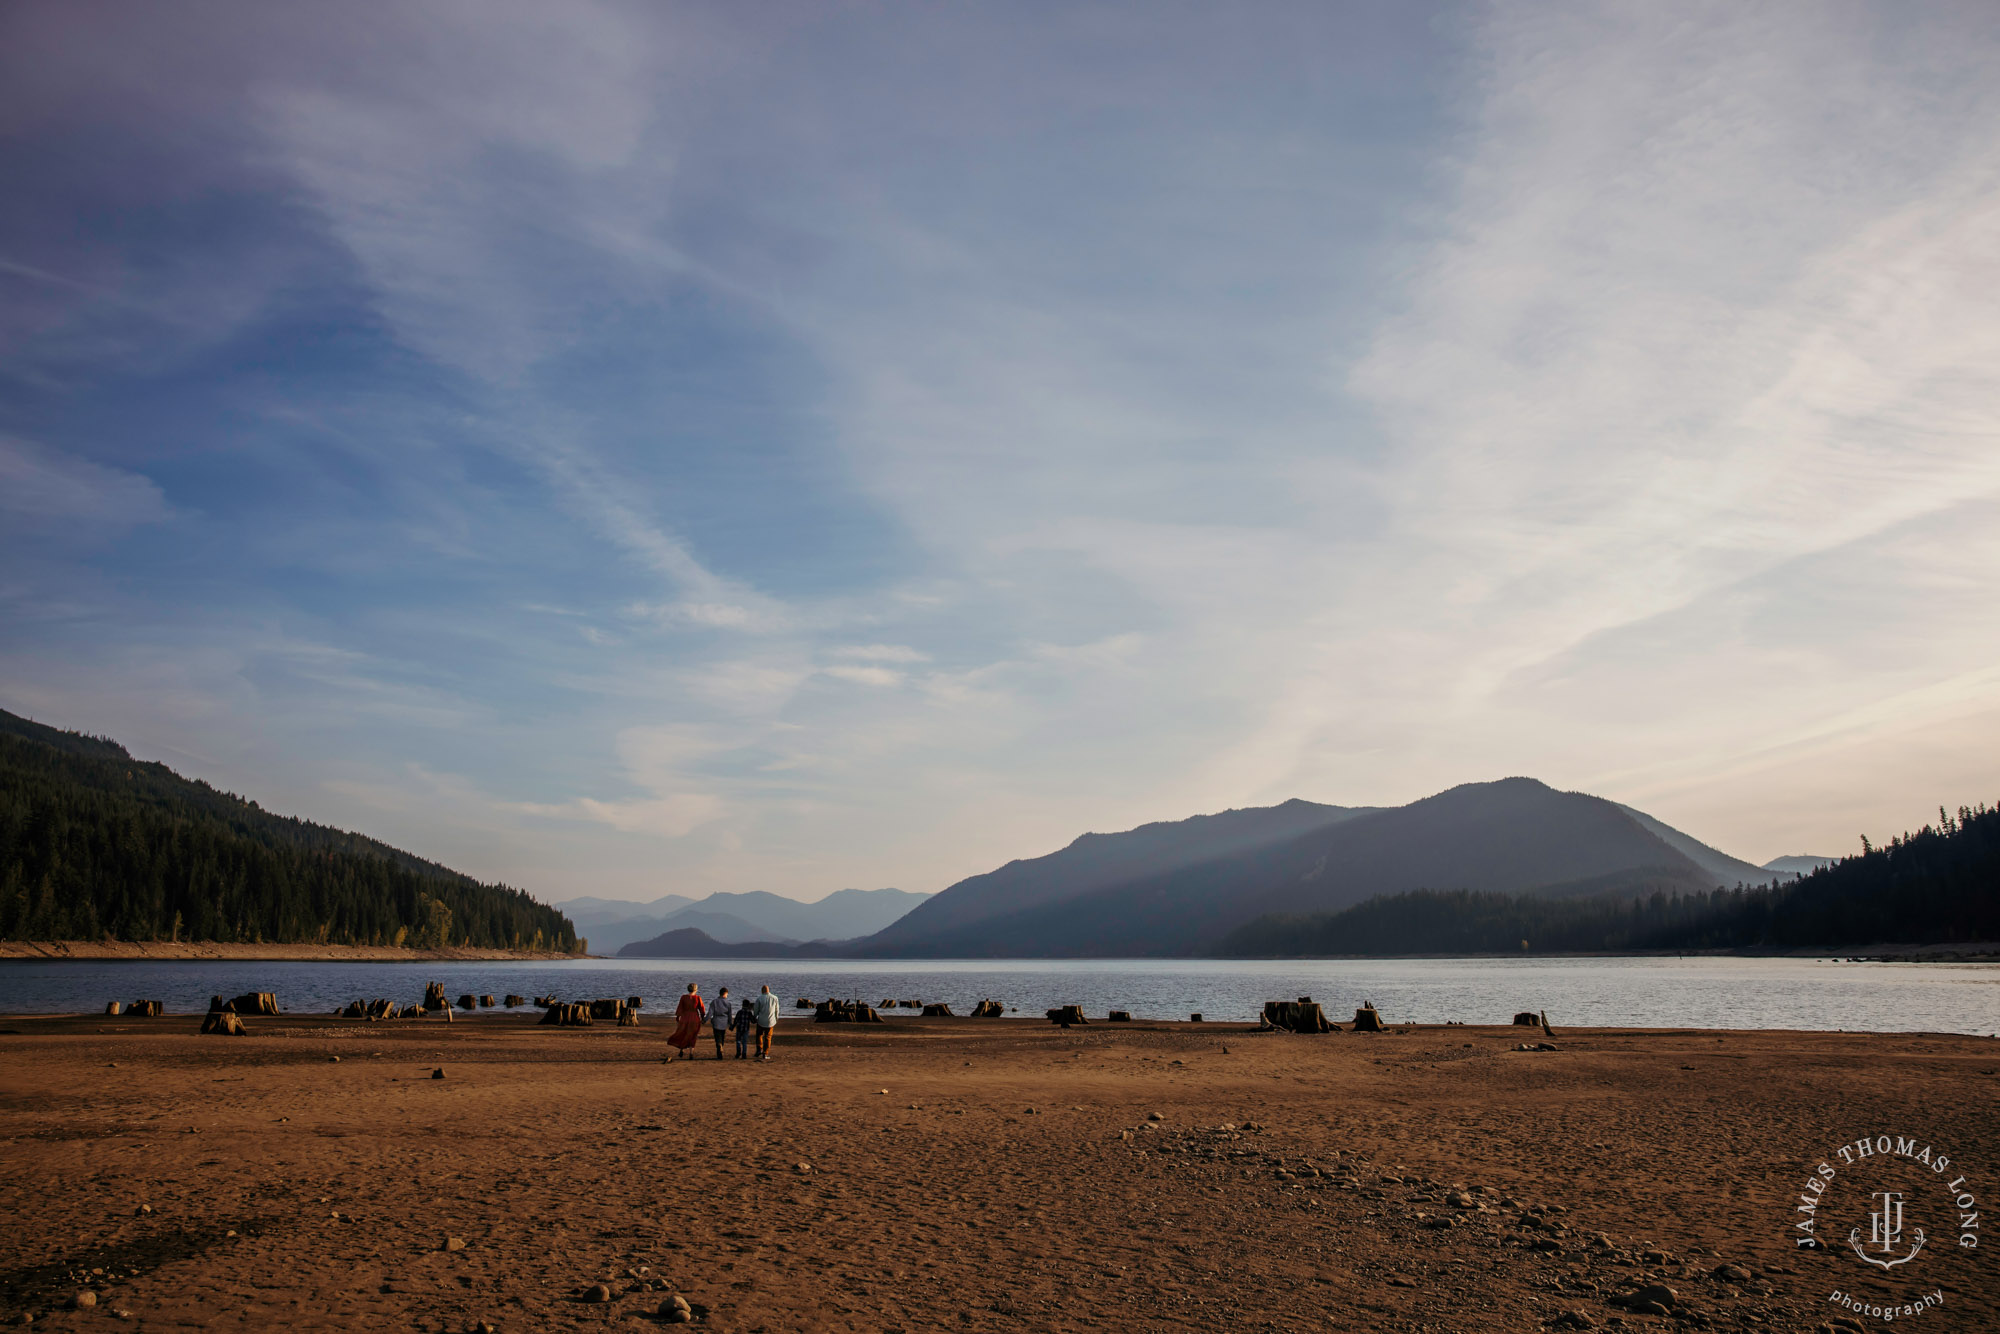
top-left (3, 2), bottom-right (1998, 906)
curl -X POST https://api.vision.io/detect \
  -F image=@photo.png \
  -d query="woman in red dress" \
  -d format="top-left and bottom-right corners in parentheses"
top-left (668, 982), bottom-right (705, 1060)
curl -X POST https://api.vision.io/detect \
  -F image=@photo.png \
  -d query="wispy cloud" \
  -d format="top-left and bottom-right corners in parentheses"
top-left (0, 435), bottom-right (172, 530)
top-left (5, 2), bottom-right (1998, 902)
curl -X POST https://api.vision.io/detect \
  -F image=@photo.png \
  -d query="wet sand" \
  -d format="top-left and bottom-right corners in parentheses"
top-left (0, 1014), bottom-right (1994, 1332)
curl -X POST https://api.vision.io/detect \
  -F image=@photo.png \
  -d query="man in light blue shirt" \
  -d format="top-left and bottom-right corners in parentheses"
top-left (751, 985), bottom-right (780, 1061)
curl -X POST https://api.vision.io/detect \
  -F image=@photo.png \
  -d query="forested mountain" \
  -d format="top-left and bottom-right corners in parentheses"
top-left (854, 779), bottom-right (1754, 957)
top-left (858, 798), bottom-right (1370, 955)
top-left (1219, 802), bottom-right (1998, 955)
top-left (0, 708), bottom-right (577, 950)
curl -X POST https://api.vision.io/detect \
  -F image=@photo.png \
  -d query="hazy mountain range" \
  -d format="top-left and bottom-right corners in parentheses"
top-left (557, 887), bottom-right (932, 954)
top-left (602, 777), bottom-right (1836, 959)
top-left (847, 777), bottom-right (1789, 957)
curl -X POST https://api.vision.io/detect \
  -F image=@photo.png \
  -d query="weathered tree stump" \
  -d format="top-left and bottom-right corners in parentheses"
top-left (539, 1002), bottom-right (593, 1027)
top-left (970, 999), bottom-right (1006, 1018)
top-left (1350, 1005), bottom-right (1385, 1033)
top-left (921, 1003), bottom-right (956, 1017)
top-left (200, 1010), bottom-right (246, 1036)
top-left (229, 992), bottom-right (280, 1016)
top-left (423, 982), bottom-right (448, 1012)
top-left (1107, 1010), bottom-right (1132, 1022)
top-left (1512, 1012), bottom-right (1540, 1026)
top-left (1047, 1005), bottom-right (1089, 1027)
top-left (503, 994), bottom-right (526, 1008)
top-left (127, 1000), bottom-right (163, 1017)
top-left (1262, 1000), bottom-right (1333, 1032)
top-left (104, 1001), bottom-right (122, 1016)
top-left (588, 998), bottom-right (627, 1021)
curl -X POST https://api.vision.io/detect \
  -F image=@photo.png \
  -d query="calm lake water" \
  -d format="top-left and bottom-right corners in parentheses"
top-left (2, 956), bottom-right (1996, 1034)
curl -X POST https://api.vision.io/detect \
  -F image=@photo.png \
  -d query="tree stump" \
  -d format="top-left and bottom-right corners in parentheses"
top-left (1350, 1005), bottom-right (1385, 1033)
top-left (200, 1010), bottom-right (246, 1036)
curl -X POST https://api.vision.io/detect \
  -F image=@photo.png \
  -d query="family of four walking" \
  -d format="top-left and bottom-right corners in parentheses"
top-left (666, 981), bottom-right (779, 1061)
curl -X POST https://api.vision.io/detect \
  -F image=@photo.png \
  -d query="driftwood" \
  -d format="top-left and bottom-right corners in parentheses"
top-left (814, 999), bottom-right (883, 1024)
top-left (342, 998), bottom-right (399, 1019)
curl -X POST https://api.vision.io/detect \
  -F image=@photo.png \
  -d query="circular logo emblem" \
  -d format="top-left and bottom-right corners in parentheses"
top-left (1792, 1134), bottom-right (1980, 1322)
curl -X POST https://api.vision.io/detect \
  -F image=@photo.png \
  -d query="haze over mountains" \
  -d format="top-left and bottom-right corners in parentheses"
top-left (8, 701), bottom-right (1873, 960)
top-left (560, 888), bottom-right (931, 954)
top-left (845, 778), bottom-right (1792, 958)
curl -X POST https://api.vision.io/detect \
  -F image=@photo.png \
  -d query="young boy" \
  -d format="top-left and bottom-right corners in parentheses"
top-left (731, 993), bottom-right (756, 1059)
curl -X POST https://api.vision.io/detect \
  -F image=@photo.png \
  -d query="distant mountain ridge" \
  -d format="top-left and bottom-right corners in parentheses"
top-left (863, 798), bottom-right (1370, 955)
top-left (1762, 854), bottom-right (1839, 878)
top-left (848, 778), bottom-right (1767, 958)
top-left (560, 886), bottom-right (931, 954)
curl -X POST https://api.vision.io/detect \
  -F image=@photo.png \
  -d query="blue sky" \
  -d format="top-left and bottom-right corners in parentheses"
top-left (4, 2), bottom-right (1998, 905)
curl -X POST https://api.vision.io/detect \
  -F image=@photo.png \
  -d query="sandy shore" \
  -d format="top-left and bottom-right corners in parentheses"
top-left (0, 941), bottom-right (581, 962)
top-left (0, 1015), bottom-right (1994, 1332)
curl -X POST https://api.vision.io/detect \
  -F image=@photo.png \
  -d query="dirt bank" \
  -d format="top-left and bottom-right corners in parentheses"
top-left (0, 1015), bottom-right (1993, 1331)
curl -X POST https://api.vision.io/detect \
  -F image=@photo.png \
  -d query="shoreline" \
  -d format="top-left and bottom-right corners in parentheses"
top-left (0, 940), bottom-right (584, 963)
top-left (5, 939), bottom-right (1995, 965)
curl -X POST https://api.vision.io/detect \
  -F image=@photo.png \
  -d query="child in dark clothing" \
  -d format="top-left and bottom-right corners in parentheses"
top-left (731, 997), bottom-right (756, 1059)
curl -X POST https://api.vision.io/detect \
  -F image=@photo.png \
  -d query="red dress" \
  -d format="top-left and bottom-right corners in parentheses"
top-left (669, 992), bottom-right (706, 1050)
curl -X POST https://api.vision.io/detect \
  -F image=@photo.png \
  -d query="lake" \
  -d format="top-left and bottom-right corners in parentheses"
top-left (2, 955), bottom-right (1996, 1034)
